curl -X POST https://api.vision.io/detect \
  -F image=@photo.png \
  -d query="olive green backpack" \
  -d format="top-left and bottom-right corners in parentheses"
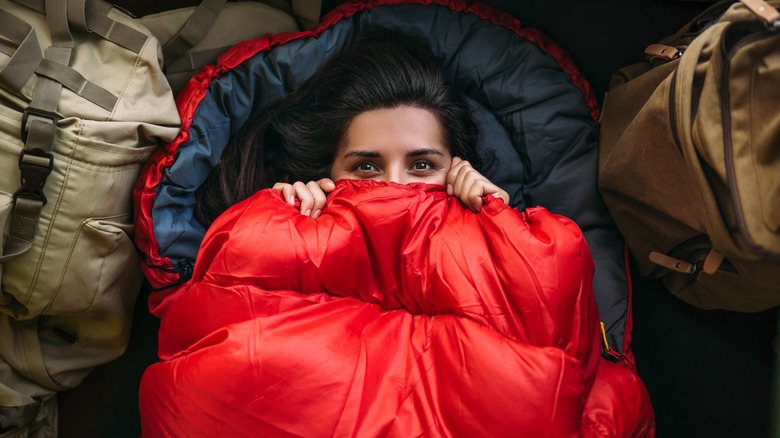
top-left (0, 0), bottom-right (180, 436)
top-left (599, 0), bottom-right (780, 311)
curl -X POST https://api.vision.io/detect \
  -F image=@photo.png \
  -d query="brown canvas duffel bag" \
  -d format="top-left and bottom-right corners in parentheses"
top-left (599, 0), bottom-right (780, 311)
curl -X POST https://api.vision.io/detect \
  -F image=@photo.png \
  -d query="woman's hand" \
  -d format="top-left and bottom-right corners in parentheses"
top-left (446, 157), bottom-right (509, 213)
top-left (273, 178), bottom-right (336, 219)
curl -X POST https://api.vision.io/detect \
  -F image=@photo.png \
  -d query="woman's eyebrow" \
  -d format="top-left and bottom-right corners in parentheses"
top-left (408, 148), bottom-right (445, 157)
top-left (342, 149), bottom-right (445, 158)
top-left (343, 151), bottom-right (380, 158)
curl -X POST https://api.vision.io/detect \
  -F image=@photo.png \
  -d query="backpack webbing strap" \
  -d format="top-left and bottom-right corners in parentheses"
top-left (35, 58), bottom-right (118, 110)
top-left (45, 0), bottom-right (74, 48)
top-left (165, 46), bottom-right (226, 75)
top-left (0, 3), bottom-right (71, 263)
top-left (0, 7), bottom-right (120, 111)
top-left (0, 9), bottom-right (42, 91)
top-left (13, 0), bottom-right (148, 53)
top-left (161, 0), bottom-right (227, 66)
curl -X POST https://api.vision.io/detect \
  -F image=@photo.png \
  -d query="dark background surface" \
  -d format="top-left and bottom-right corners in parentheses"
top-left (56, 1), bottom-right (779, 437)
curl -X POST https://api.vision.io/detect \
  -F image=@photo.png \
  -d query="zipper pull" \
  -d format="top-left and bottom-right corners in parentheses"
top-left (600, 321), bottom-right (611, 352)
top-left (649, 251), bottom-right (696, 274)
top-left (741, 0), bottom-right (780, 27)
top-left (598, 324), bottom-right (630, 366)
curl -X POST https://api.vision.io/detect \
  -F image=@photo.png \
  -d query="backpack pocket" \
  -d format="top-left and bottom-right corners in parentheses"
top-left (0, 114), bottom-right (155, 319)
top-left (45, 215), bottom-right (138, 314)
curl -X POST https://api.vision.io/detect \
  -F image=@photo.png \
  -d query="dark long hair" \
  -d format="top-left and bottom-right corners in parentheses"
top-left (195, 29), bottom-right (481, 226)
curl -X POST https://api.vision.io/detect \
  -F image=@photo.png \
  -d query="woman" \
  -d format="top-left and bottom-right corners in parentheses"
top-left (141, 26), bottom-right (654, 438)
top-left (195, 30), bottom-right (508, 225)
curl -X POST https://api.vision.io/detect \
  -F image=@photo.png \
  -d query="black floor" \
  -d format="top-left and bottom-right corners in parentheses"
top-left (631, 275), bottom-right (778, 438)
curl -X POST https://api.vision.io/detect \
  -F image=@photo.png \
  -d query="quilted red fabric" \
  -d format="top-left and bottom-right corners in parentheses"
top-left (139, 180), bottom-right (654, 437)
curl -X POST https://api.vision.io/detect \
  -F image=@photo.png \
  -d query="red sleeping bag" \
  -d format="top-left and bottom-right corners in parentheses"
top-left (139, 180), bottom-right (654, 437)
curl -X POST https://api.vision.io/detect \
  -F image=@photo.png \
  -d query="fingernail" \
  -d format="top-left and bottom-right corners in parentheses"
top-left (288, 195), bottom-right (295, 204)
top-left (303, 209), bottom-right (311, 217)
top-left (312, 209), bottom-right (321, 219)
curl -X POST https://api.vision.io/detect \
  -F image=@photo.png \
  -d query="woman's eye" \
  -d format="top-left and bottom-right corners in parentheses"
top-left (354, 162), bottom-right (378, 173)
top-left (410, 161), bottom-right (435, 172)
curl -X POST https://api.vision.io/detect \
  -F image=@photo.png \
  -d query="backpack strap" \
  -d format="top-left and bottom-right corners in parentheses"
top-left (34, 58), bottom-right (118, 110)
top-left (14, 0), bottom-right (148, 52)
top-left (0, 9), bottom-right (42, 91)
top-left (0, 2), bottom-right (69, 263)
top-left (160, 0), bottom-right (227, 66)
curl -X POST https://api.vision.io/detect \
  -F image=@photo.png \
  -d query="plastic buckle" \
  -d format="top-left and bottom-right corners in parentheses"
top-left (21, 106), bottom-right (60, 144)
top-left (14, 148), bottom-right (54, 205)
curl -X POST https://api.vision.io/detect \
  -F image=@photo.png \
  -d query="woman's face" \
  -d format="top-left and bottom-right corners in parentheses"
top-left (330, 106), bottom-right (452, 185)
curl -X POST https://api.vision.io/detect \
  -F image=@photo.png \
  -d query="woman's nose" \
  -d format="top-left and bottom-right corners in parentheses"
top-left (383, 165), bottom-right (406, 184)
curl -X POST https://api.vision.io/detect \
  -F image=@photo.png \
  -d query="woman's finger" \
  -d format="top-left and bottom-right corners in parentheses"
top-left (487, 184), bottom-right (510, 206)
top-left (449, 159), bottom-right (475, 200)
top-left (293, 181), bottom-right (315, 216)
top-left (466, 180), bottom-right (486, 213)
top-left (460, 171), bottom-right (484, 212)
top-left (446, 157), bottom-right (466, 195)
top-left (447, 159), bottom-right (511, 212)
top-left (306, 180), bottom-right (328, 219)
top-left (273, 180), bottom-right (338, 218)
top-left (317, 178), bottom-right (336, 193)
top-left (272, 183), bottom-right (297, 206)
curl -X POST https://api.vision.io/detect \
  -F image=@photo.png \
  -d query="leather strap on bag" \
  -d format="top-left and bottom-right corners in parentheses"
top-left (742, 0), bottom-right (780, 24)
